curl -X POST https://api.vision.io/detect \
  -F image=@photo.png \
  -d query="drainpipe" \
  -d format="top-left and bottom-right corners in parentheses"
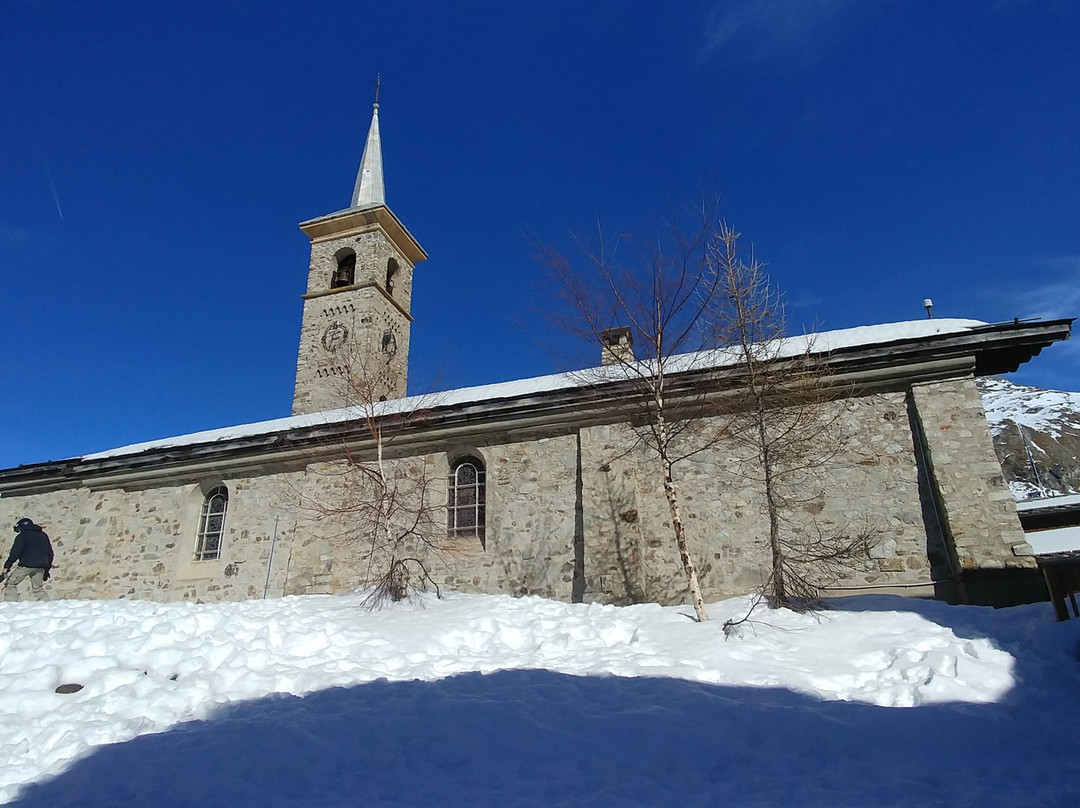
top-left (263, 515), bottom-right (280, 599)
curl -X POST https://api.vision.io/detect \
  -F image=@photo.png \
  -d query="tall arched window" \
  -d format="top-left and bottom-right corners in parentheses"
top-left (195, 485), bottom-right (228, 561)
top-left (448, 456), bottom-right (486, 548)
top-left (385, 258), bottom-right (399, 296)
top-left (332, 253), bottom-right (356, 289)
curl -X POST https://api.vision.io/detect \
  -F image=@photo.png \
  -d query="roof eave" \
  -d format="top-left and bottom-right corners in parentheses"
top-left (0, 318), bottom-right (1070, 495)
top-left (299, 204), bottom-right (427, 264)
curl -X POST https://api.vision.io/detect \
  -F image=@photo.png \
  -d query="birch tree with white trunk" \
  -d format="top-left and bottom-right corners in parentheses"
top-left (539, 210), bottom-right (728, 622)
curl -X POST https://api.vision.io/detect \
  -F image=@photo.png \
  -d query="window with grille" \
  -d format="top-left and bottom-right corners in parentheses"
top-left (195, 485), bottom-right (228, 561)
top-left (448, 457), bottom-right (486, 548)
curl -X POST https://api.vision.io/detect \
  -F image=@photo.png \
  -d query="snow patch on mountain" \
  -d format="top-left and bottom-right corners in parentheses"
top-left (979, 376), bottom-right (1080, 441)
top-left (978, 376), bottom-right (1080, 500)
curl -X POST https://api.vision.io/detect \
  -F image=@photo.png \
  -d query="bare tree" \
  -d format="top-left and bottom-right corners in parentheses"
top-left (708, 222), bottom-right (874, 613)
top-left (295, 335), bottom-right (446, 608)
top-left (542, 209), bottom-right (874, 622)
top-left (538, 209), bottom-right (728, 622)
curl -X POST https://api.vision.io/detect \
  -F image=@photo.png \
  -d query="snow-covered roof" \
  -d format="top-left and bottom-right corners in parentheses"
top-left (1024, 525), bottom-right (1080, 556)
top-left (1015, 493), bottom-right (1080, 513)
top-left (1012, 495), bottom-right (1080, 555)
top-left (82, 318), bottom-right (985, 462)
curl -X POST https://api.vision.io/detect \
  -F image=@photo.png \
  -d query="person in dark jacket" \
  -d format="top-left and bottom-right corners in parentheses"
top-left (3, 518), bottom-right (54, 601)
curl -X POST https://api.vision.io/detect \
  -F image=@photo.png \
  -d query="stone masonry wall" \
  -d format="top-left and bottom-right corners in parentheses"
top-left (305, 229), bottom-right (414, 315)
top-left (293, 227), bottom-right (414, 414)
top-left (280, 434), bottom-right (579, 601)
top-left (483, 435), bottom-right (578, 599)
top-left (0, 380), bottom-right (1031, 606)
top-left (909, 378), bottom-right (1035, 570)
top-left (579, 391), bottom-right (939, 606)
top-left (0, 473), bottom-right (301, 603)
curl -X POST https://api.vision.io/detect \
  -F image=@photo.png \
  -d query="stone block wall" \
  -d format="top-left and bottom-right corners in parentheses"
top-left (0, 474), bottom-right (300, 603)
top-left (274, 434), bottom-right (579, 601)
top-left (0, 378), bottom-right (1034, 607)
top-left (483, 435), bottom-right (579, 599)
top-left (578, 391), bottom-right (938, 606)
top-left (909, 378), bottom-right (1034, 569)
top-left (306, 229), bottom-right (414, 314)
top-left (279, 455), bottom-right (441, 596)
top-left (293, 227), bottom-right (414, 414)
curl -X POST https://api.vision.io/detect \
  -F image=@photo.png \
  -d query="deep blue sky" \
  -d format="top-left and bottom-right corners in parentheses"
top-left (2, 1), bottom-right (1078, 468)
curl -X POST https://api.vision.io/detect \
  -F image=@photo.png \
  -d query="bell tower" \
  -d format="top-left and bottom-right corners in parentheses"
top-left (292, 97), bottom-right (427, 415)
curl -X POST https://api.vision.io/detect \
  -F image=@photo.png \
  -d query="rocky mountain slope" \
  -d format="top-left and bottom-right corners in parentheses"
top-left (977, 376), bottom-right (1080, 500)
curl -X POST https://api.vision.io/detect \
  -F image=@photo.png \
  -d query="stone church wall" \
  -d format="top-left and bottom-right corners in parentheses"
top-left (279, 434), bottom-right (579, 601)
top-left (574, 382), bottom-right (1032, 606)
top-left (909, 377), bottom-right (1033, 569)
top-left (578, 390), bottom-right (938, 605)
top-left (0, 379), bottom-right (1033, 606)
top-left (0, 473), bottom-right (300, 602)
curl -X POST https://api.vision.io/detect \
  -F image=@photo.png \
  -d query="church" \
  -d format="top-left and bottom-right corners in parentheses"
top-left (0, 103), bottom-right (1072, 607)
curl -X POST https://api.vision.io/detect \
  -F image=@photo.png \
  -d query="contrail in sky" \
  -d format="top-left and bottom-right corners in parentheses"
top-left (42, 157), bottom-right (64, 220)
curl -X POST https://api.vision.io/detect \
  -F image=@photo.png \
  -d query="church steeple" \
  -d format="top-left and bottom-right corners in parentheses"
top-left (292, 86), bottom-right (427, 415)
top-left (350, 102), bottom-right (385, 209)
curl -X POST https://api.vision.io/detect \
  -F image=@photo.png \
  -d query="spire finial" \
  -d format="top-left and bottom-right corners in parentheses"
top-left (351, 78), bottom-right (385, 208)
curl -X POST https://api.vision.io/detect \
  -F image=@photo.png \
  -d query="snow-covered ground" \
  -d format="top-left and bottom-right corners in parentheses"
top-left (2, 592), bottom-right (1079, 806)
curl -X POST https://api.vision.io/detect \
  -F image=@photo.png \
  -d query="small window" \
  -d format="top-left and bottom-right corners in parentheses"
top-left (448, 457), bottom-right (486, 548)
top-left (332, 253), bottom-right (356, 289)
top-left (195, 485), bottom-right (228, 561)
top-left (385, 258), bottom-right (399, 295)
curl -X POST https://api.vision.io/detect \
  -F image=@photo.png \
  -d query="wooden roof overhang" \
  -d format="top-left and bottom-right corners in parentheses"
top-left (0, 318), bottom-right (1070, 496)
top-left (1018, 499), bottom-right (1080, 532)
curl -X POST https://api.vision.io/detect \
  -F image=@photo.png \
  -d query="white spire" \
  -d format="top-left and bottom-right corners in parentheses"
top-left (351, 102), bottom-right (385, 208)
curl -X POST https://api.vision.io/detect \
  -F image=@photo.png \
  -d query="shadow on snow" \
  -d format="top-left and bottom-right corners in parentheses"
top-left (10, 600), bottom-right (1080, 808)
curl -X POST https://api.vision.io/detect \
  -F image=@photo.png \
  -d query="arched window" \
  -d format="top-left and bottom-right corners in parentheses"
top-left (195, 485), bottom-right (228, 561)
top-left (385, 258), bottom-right (399, 296)
top-left (332, 253), bottom-right (356, 289)
top-left (448, 456), bottom-right (486, 548)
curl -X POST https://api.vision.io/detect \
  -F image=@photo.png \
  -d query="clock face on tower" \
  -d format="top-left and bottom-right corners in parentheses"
top-left (321, 321), bottom-right (349, 352)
